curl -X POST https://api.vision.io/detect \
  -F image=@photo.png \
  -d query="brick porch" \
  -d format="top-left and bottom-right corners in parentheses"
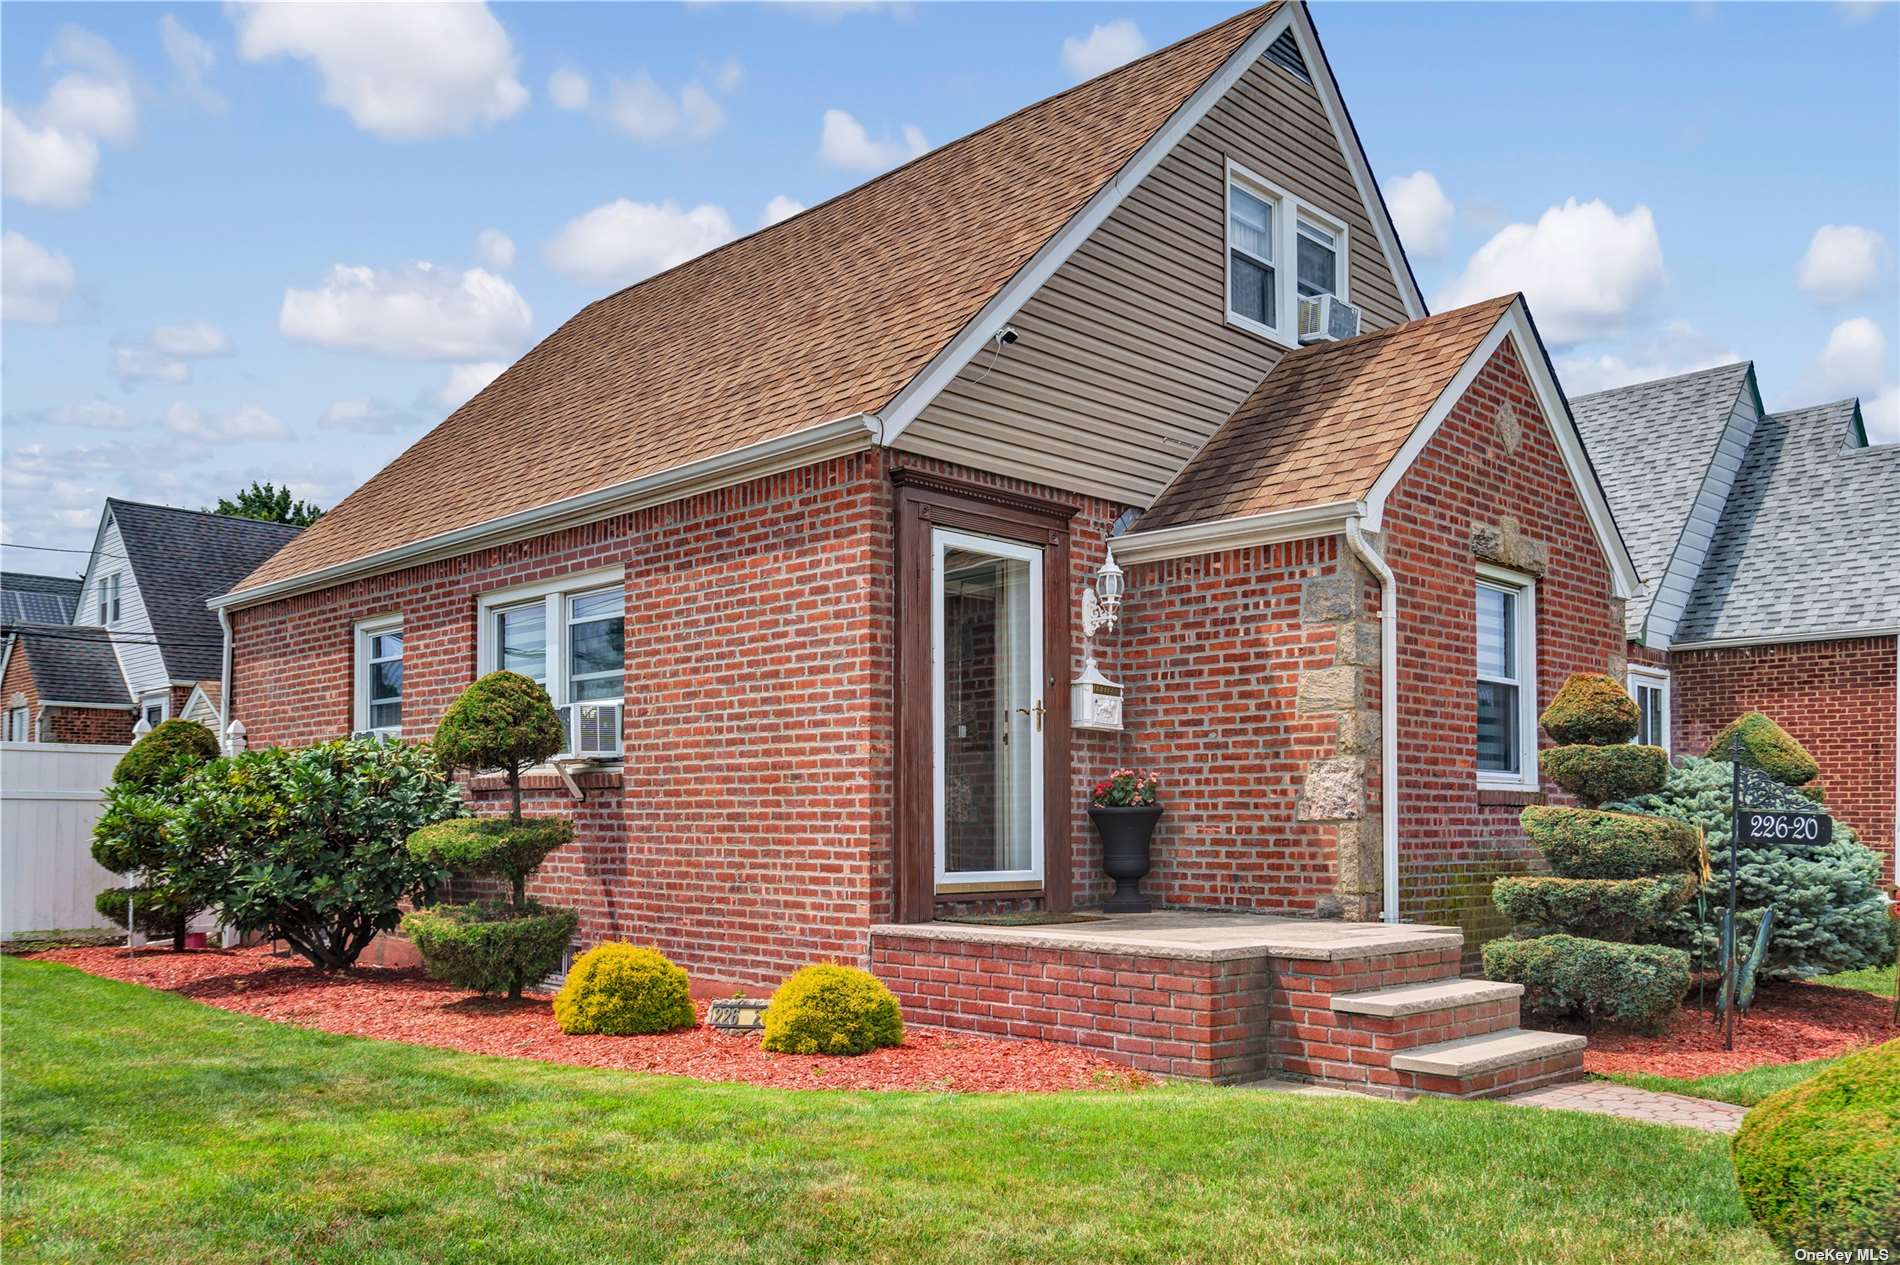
top-left (870, 912), bottom-right (1585, 1098)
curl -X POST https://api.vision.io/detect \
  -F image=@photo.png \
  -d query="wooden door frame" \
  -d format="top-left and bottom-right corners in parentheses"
top-left (891, 465), bottom-right (1075, 923)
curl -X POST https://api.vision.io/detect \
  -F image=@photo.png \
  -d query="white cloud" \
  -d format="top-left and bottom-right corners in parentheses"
top-left (160, 14), bottom-right (224, 111)
top-left (1804, 317), bottom-right (1891, 400)
top-left (46, 399), bottom-right (136, 429)
top-left (230, 2), bottom-right (528, 141)
top-left (0, 29), bottom-right (135, 210)
top-left (1061, 20), bottom-right (1147, 81)
top-left (712, 58), bottom-right (744, 94)
top-left (819, 108), bottom-right (926, 171)
top-left (542, 198), bottom-right (735, 288)
top-left (1437, 198), bottom-right (1665, 344)
top-left (604, 71), bottom-right (726, 142)
top-left (1556, 321), bottom-right (1740, 396)
top-left (113, 346), bottom-right (192, 385)
top-left (1, 106), bottom-right (99, 208)
top-left (1796, 225), bottom-right (1891, 305)
top-left (548, 66), bottom-right (590, 111)
top-left (279, 262), bottom-right (533, 360)
top-left (476, 228), bottom-right (516, 271)
top-left (1865, 388), bottom-right (1898, 445)
top-left (1387, 170), bottom-right (1454, 262)
top-left (2, 436), bottom-right (209, 552)
top-left (761, 194), bottom-right (806, 228)
top-left (152, 321), bottom-right (230, 357)
top-left (1835, 0), bottom-right (1884, 23)
top-left (163, 401), bottom-right (290, 443)
top-left (433, 361), bottom-right (507, 410)
top-left (1, 231), bottom-right (78, 323)
top-left (318, 398), bottom-right (420, 434)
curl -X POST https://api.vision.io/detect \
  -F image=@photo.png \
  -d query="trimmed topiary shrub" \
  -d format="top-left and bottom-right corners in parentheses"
top-left (1539, 743), bottom-right (1669, 807)
top-left (1731, 1039), bottom-right (1898, 1251)
top-left (1492, 875), bottom-right (1696, 942)
top-left (401, 901), bottom-right (579, 1000)
top-left (1521, 806), bottom-right (1702, 878)
top-left (553, 943), bottom-right (696, 1035)
top-left (93, 884), bottom-right (196, 936)
top-left (431, 671), bottom-right (566, 827)
top-left (1707, 711), bottom-right (1820, 786)
top-left (1611, 756), bottom-right (1891, 979)
top-left (1482, 934), bottom-right (1690, 1032)
top-left (111, 718), bottom-right (219, 790)
top-left (407, 817), bottom-right (574, 906)
top-left (761, 963), bottom-right (904, 1056)
top-left (1539, 673), bottom-right (1640, 746)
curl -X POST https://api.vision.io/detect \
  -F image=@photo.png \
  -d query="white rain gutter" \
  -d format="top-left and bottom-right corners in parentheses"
top-left (1344, 517), bottom-right (1400, 924)
top-left (217, 604), bottom-right (234, 754)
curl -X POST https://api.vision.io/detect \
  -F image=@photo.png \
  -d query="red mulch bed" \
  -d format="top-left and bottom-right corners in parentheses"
top-left (34, 945), bottom-right (1151, 1094)
top-left (1582, 980), bottom-right (1897, 1079)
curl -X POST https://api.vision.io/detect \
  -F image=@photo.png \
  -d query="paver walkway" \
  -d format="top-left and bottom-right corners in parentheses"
top-left (1499, 1080), bottom-right (1748, 1133)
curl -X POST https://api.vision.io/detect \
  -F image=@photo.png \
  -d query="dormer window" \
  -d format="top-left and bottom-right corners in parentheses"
top-left (1225, 161), bottom-right (1349, 345)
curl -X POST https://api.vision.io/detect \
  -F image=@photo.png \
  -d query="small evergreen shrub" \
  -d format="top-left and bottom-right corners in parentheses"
top-left (552, 943), bottom-right (695, 1035)
top-left (401, 901), bottom-right (579, 999)
top-left (1492, 875), bottom-right (1695, 942)
top-left (1482, 934), bottom-right (1690, 1032)
top-left (1538, 673), bottom-right (1640, 746)
top-left (1731, 1039), bottom-right (1899, 1251)
top-left (761, 963), bottom-right (904, 1056)
top-left (1539, 743), bottom-right (1669, 807)
top-left (407, 817), bottom-right (573, 904)
top-left (1521, 806), bottom-right (1701, 878)
top-left (111, 718), bottom-right (219, 789)
top-left (93, 884), bottom-right (196, 936)
top-left (431, 671), bottom-right (566, 825)
top-left (1706, 711), bottom-right (1820, 786)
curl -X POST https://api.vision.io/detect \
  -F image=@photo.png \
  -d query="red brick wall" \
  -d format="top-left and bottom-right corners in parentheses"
top-left (1, 645), bottom-right (134, 744)
top-left (230, 452), bottom-right (894, 988)
top-left (1670, 636), bottom-right (1896, 883)
top-left (1379, 338), bottom-right (1623, 942)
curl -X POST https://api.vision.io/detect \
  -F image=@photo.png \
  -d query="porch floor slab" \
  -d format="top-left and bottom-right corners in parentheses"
top-left (870, 911), bottom-right (1463, 962)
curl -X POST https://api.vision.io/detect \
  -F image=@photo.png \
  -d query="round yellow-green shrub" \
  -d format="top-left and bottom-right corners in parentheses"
top-left (1732, 1039), bottom-right (1898, 1250)
top-left (1539, 672), bottom-right (1641, 746)
top-left (1708, 711), bottom-right (1821, 786)
top-left (761, 963), bottom-right (904, 1056)
top-left (553, 942), bottom-right (696, 1035)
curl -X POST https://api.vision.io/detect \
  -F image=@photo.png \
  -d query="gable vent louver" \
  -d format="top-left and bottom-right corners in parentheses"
top-left (1266, 30), bottom-right (1311, 84)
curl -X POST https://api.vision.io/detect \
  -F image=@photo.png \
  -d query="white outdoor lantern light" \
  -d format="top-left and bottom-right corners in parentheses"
top-left (1081, 549), bottom-right (1124, 638)
top-left (1074, 548), bottom-right (1128, 731)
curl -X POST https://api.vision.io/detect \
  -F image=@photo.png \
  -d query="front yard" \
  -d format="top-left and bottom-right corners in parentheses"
top-left (2, 958), bottom-right (1773, 1265)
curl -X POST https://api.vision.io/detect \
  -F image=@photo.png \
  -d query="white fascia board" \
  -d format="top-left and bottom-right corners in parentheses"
top-left (1110, 500), bottom-right (1363, 565)
top-left (39, 699), bottom-right (137, 711)
top-left (1361, 299), bottom-right (1642, 601)
top-left (1287, 3), bottom-right (1426, 320)
top-left (213, 412), bottom-right (878, 612)
top-left (1668, 626), bottom-right (1900, 653)
top-left (874, 7), bottom-right (1297, 447)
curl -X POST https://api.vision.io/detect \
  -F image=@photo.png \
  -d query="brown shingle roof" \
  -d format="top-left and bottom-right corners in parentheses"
top-left (236, 4), bottom-right (1283, 595)
top-left (1138, 295), bottom-right (1519, 531)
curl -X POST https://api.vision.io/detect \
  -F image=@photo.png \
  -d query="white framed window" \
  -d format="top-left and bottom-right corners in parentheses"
top-left (139, 694), bottom-right (168, 731)
top-left (99, 572), bottom-right (122, 625)
top-left (1225, 160), bottom-right (1349, 345)
top-left (476, 567), bottom-right (626, 758)
top-left (1476, 564), bottom-right (1538, 789)
top-left (6, 706), bottom-right (30, 742)
top-left (354, 614), bottom-right (404, 738)
top-left (1627, 667), bottom-right (1671, 755)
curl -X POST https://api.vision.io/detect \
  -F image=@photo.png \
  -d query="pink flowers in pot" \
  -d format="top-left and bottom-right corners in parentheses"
top-left (1090, 769), bottom-right (1160, 808)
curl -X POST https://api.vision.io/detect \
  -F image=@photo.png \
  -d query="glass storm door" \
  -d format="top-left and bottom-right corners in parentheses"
top-left (932, 528), bottom-right (1045, 887)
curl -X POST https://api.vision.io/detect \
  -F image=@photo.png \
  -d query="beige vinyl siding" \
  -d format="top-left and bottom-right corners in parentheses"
top-left (897, 51), bottom-right (1415, 505)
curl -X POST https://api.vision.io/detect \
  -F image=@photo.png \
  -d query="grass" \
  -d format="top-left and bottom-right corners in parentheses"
top-left (1597, 1057), bottom-right (1845, 1107)
top-left (1, 957), bottom-right (1773, 1265)
top-left (1814, 959), bottom-right (1897, 998)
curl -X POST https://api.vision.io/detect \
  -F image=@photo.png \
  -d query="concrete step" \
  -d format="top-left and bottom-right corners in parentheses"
top-left (1330, 978), bottom-right (1522, 1017)
top-left (1391, 1028), bottom-right (1586, 1078)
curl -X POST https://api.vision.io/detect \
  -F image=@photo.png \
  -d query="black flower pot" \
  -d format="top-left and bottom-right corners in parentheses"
top-left (1089, 805), bottom-right (1163, 913)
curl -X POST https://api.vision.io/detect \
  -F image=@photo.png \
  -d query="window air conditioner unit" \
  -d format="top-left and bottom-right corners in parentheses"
top-left (561, 701), bottom-right (623, 760)
top-left (1298, 294), bottom-right (1361, 345)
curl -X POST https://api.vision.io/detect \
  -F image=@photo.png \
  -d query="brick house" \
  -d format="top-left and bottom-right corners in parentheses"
top-left (212, 4), bottom-right (1640, 1093)
top-left (1573, 365), bottom-right (1898, 883)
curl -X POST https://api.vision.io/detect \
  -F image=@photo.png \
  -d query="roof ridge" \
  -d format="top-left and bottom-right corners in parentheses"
top-left (573, 4), bottom-right (1282, 317)
top-left (1764, 396), bottom-right (1859, 422)
top-left (1570, 359), bottom-right (1752, 401)
top-left (107, 497), bottom-right (304, 532)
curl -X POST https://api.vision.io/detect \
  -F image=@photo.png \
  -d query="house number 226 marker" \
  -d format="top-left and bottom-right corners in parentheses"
top-left (1736, 809), bottom-right (1831, 847)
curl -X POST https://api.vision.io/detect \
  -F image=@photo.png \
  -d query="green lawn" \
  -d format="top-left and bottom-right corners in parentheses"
top-left (1, 958), bottom-right (1772, 1265)
top-left (1815, 959), bottom-right (1897, 997)
top-left (1598, 1056), bottom-right (1844, 1107)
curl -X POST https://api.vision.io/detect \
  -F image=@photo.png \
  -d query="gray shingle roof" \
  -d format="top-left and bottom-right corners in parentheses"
top-left (1570, 362), bottom-right (1755, 637)
top-left (1676, 400), bottom-right (1900, 643)
top-left (5, 625), bottom-right (131, 706)
top-left (107, 501), bottom-right (302, 682)
top-left (0, 572), bottom-right (82, 625)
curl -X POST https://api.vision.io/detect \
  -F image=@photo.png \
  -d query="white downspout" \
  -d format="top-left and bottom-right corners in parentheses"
top-left (1344, 518), bottom-right (1401, 924)
top-left (217, 604), bottom-right (235, 755)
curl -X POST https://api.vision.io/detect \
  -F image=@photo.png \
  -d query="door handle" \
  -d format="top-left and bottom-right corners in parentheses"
top-left (1016, 701), bottom-right (1046, 731)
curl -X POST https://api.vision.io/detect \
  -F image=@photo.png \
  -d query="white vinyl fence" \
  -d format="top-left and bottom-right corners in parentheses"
top-left (0, 741), bottom-right (129, 937)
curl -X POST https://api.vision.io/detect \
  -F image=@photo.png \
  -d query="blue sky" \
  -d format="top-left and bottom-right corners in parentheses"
top-left (3, 1), bottom-right (1896, 574)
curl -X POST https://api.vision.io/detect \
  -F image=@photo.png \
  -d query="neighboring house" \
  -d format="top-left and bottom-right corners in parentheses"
top-left (1, 572), bottom-right (82, 625)
top-left (1, 573), bottom-right (94, 741)
top-left (215, 4), bottom-right (1636, 1088)
top-left (1573, 364), bottom-right (1898, 881)
top-left (1, 500), bottom-right (301, 746)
